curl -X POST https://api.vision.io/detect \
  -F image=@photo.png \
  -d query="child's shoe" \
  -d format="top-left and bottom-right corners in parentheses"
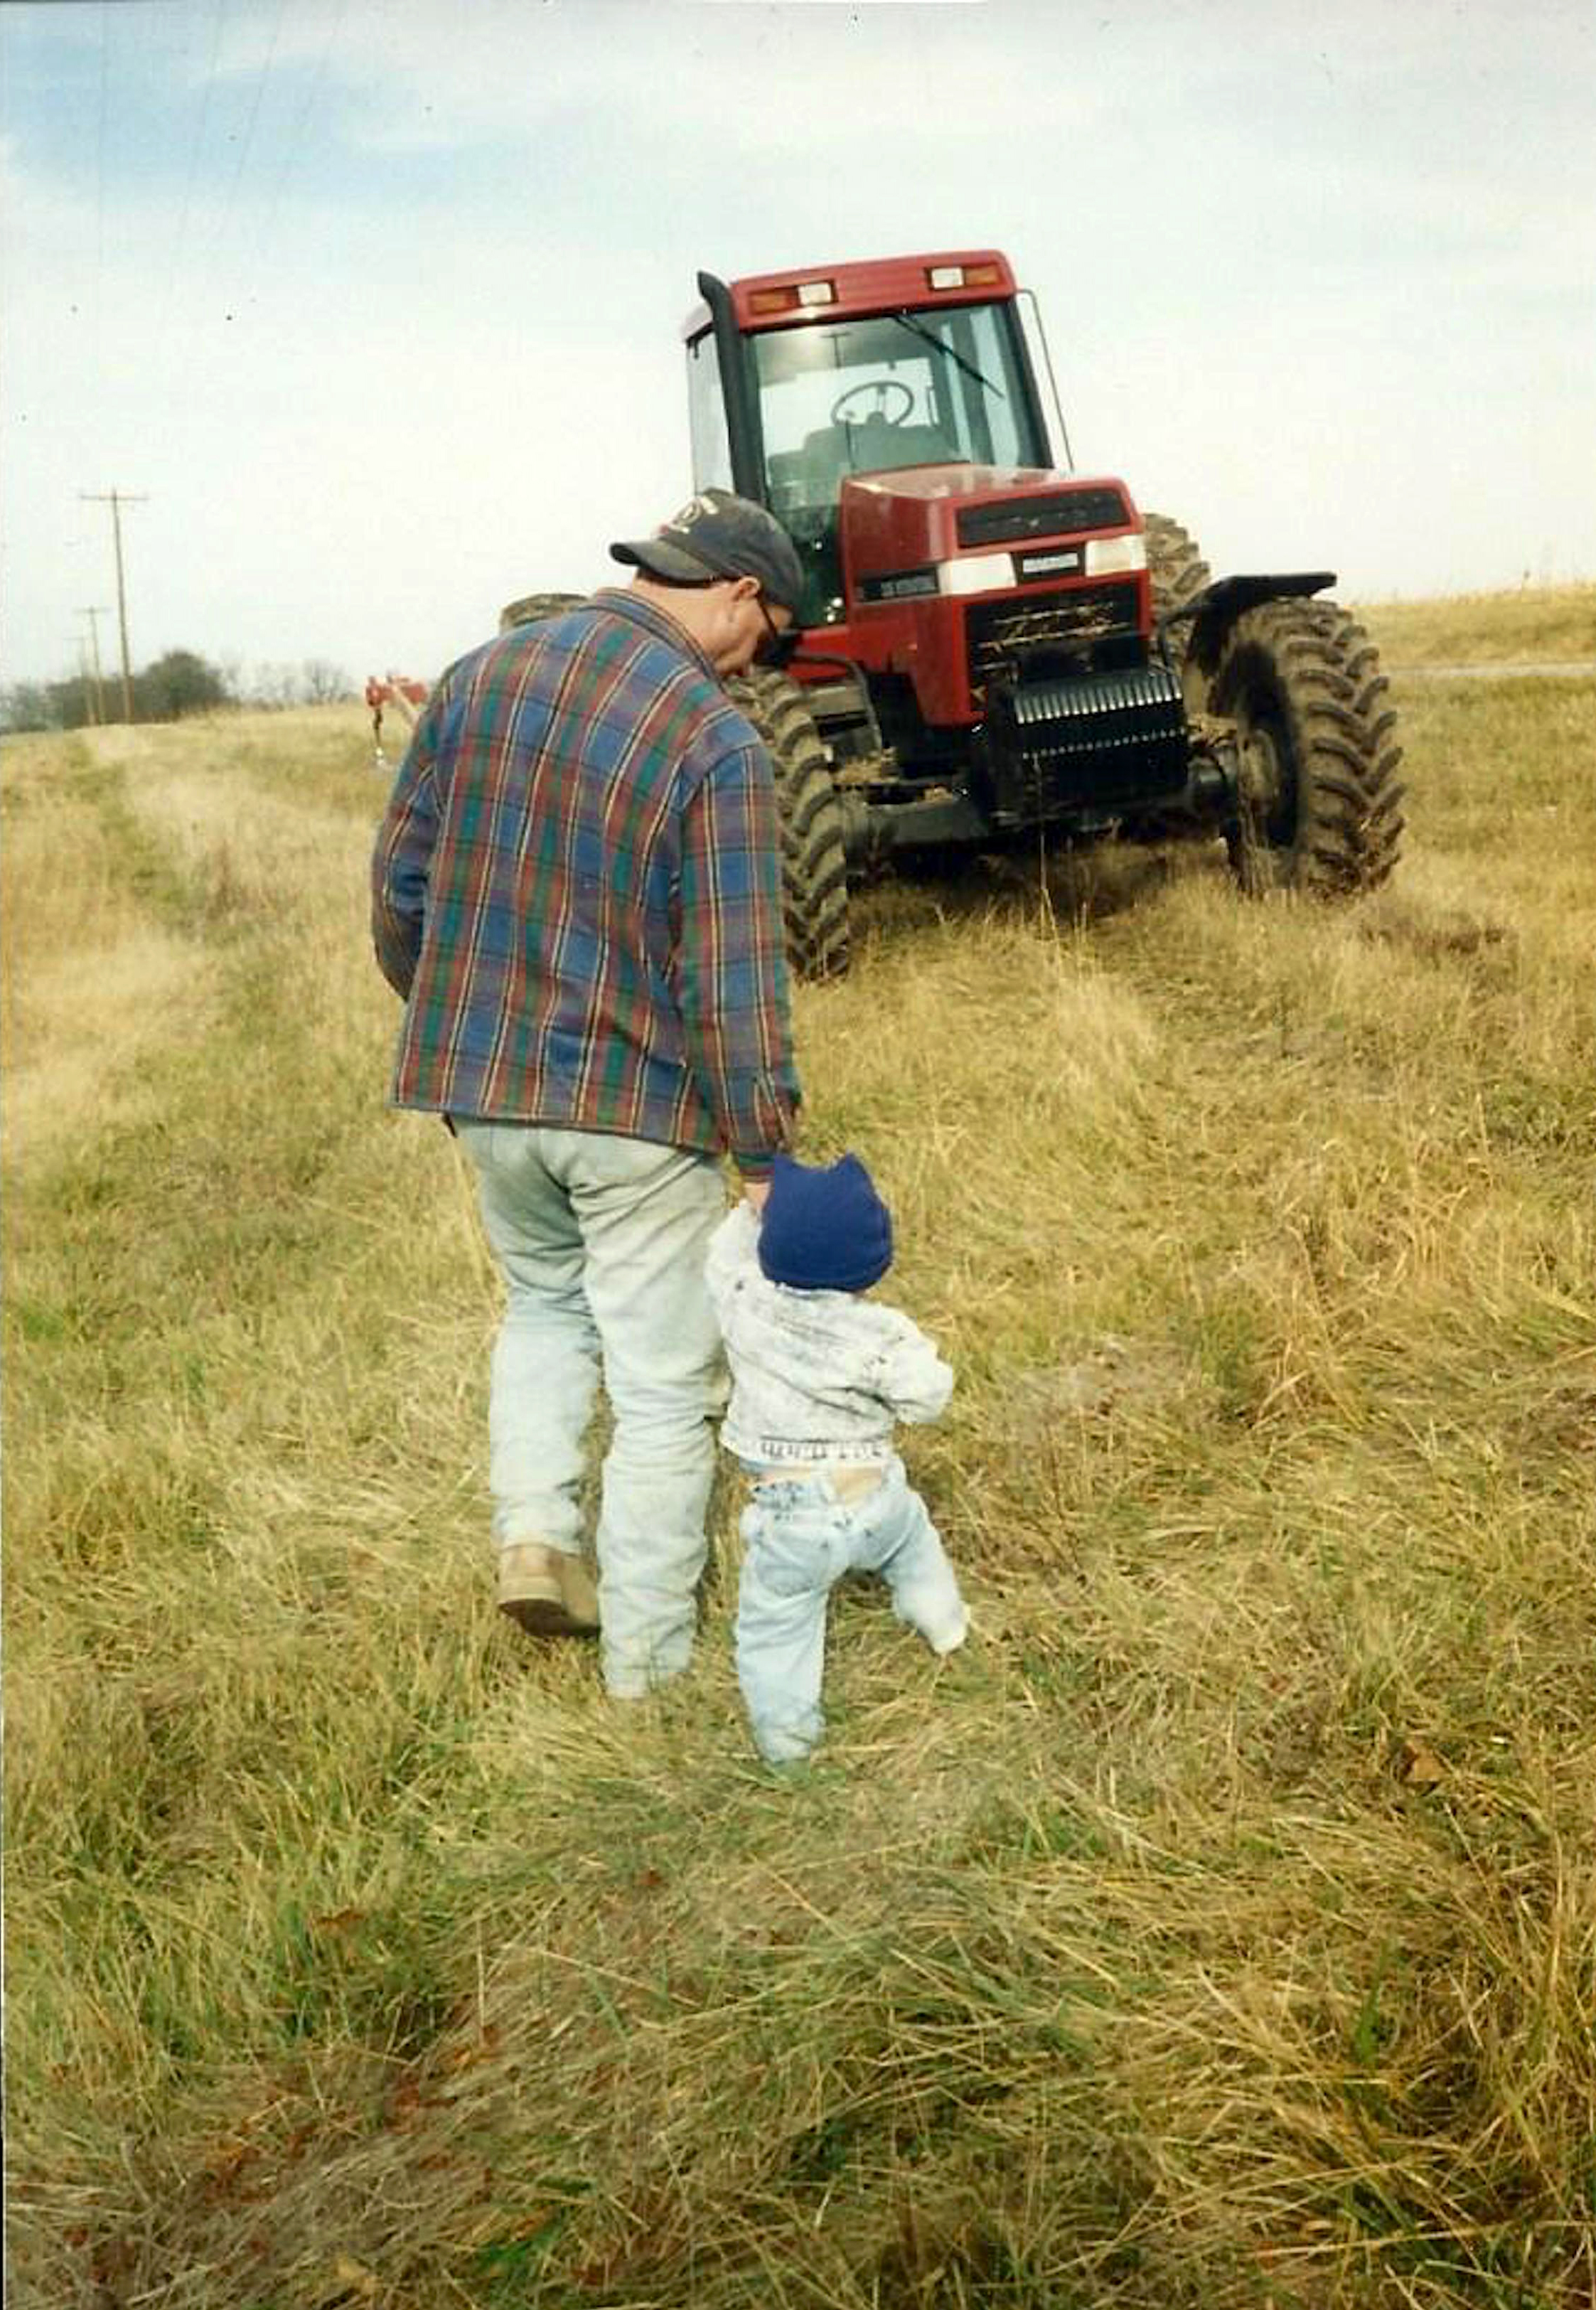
top-left (924, 1606), bottom-right (970, 1657)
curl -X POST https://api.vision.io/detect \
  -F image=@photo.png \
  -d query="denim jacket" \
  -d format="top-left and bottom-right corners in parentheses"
top-left (705, 1203), bottom-right (953, 1468)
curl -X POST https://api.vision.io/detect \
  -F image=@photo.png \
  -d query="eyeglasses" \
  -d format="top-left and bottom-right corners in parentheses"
top-left (754, 593), bottom-right (803, 672)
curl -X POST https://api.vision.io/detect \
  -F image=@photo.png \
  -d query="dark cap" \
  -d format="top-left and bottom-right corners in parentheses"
top-left (758, 1152), bottom-right (894, 1293)
top-left (610, 488), bottom-right (806, 618)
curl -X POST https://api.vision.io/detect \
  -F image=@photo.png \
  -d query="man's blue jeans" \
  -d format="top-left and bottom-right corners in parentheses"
top-left (454, 1122), bottom-right (727, 1698)
top-left (734, 1458), bottom-right (968, 1763)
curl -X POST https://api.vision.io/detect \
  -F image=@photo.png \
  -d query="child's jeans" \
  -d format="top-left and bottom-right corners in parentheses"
top-left (734, 1455), bottom-right (967, 1764)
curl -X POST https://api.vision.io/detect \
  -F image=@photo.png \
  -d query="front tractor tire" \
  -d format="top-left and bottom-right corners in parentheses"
top-left (1142, 511), bottom-right (1211, 676)
top-left (1213, 599), bottom-right (1405, 897)
top-left (727, 668), bottom-right (851, 982)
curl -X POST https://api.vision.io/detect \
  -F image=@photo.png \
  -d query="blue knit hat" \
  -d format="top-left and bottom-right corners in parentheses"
top-left (758, 1153), bottom-right (894, 1293)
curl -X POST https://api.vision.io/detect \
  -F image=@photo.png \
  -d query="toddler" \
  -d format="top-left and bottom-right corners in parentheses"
top-left (705, 1152), bottom-right (968, 1764)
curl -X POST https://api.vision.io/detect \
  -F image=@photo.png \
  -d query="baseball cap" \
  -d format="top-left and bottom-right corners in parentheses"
top-left (610, 488), bottom-right (806, 619)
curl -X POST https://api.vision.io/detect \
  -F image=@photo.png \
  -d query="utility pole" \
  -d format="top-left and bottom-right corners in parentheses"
top-left (76, 640), bottom-right (97, 727)
top-left (80, 489), bottom-right (148, 720)
top-left (77, 604), bottom-right (110, 724)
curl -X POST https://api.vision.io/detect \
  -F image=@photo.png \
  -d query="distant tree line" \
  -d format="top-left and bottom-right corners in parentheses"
top-left (1, 651), bottom-right (355, 733)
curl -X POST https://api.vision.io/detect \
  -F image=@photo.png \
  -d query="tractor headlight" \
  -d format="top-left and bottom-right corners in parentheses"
top-left (1083, 536), bottom-right (1148, 576)
top-left (938, 553), bottom-right (1018, 597)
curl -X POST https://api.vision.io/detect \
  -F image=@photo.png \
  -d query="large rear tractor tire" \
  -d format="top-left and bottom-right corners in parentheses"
top-left (1214, 599), bottom-right (1405, 897)
top-left (727, 668), bottom-right (851, 982)
top-left (499, 591), bottom-right (584, 632)
top-left (1143, 511), bottom-right (1211, 678)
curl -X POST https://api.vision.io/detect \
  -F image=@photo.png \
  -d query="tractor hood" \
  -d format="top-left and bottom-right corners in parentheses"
top-left (837, 465), bottom-right (1146, 606)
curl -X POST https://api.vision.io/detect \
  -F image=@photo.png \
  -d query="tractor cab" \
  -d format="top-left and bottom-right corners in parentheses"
top-left (685, 254), bottom-right (1054, 628)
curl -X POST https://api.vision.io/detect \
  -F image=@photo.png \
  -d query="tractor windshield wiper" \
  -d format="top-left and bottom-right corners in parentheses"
top-left (889, 311), bottom-right (1005, 400)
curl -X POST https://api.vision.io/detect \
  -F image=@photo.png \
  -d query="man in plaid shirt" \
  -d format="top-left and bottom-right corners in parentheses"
top-left (372, 491), bottom-right (805, 1699)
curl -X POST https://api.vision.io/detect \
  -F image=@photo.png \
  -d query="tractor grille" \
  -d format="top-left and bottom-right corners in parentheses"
top-left (957, 488), bottom-right (1131, 548)
top-left (965, 583), bottom-right (1139, 707)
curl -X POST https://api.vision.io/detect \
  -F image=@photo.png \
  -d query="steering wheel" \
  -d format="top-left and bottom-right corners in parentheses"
top-left (830, 378), bottom-right (916, 429)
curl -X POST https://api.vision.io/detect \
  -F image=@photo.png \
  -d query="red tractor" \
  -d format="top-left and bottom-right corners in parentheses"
top-left (508, 250), bottom-right (1404, 979)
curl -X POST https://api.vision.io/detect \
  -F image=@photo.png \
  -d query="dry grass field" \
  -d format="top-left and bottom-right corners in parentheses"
top-left (4, 586), bottom-right (1595, 2309)
top-left (1351, 582), bottom-right (1596, 669)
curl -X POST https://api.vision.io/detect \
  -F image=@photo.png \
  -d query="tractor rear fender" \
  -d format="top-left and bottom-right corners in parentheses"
top-left (1175, 572), bottom-right (1337, 699)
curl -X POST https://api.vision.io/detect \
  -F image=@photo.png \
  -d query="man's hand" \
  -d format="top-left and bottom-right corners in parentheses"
top-left (743, 1179), bottom-right (771, 1213)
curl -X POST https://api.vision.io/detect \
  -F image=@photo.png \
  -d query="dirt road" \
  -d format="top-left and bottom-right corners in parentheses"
top-left (1392, 659), bottom-right (1596, 680)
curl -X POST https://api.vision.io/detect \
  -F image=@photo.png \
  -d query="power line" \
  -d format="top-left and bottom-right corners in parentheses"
top-left (203, 0), bottom-right (284, 316)
top-left (79, 490), bottom-right (149, 722)
top-left (159, 0), bottom-right (228, 357)
top-left (256, 0), bottom-right (349, 267)
top-left (94, 0), bottom-right (109, 391)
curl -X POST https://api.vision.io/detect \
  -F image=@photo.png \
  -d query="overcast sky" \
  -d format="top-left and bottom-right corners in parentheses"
top-left (4, 0), bottom-right (1593, 695)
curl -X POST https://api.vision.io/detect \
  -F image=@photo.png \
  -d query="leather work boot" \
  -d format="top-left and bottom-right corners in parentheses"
top-left (497, 1541), bottom-right (601, 1638)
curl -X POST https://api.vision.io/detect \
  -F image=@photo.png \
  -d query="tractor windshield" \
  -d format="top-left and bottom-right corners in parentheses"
top-left (754, 300), bottom-right (1047, 624)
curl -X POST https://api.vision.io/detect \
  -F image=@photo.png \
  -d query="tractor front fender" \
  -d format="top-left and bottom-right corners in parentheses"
top-left (1174, 572), bottom-right (1337, 701)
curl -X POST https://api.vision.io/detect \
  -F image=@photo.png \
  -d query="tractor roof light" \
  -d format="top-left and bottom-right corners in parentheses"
top-left (927, 262), bottom-right (1004, 292)
top-left (748, 279), bottom-right (836, 319)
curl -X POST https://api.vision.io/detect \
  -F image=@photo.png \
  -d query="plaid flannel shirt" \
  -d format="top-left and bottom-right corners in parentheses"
top-left (371, 589), bottom-right (800, 1177)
